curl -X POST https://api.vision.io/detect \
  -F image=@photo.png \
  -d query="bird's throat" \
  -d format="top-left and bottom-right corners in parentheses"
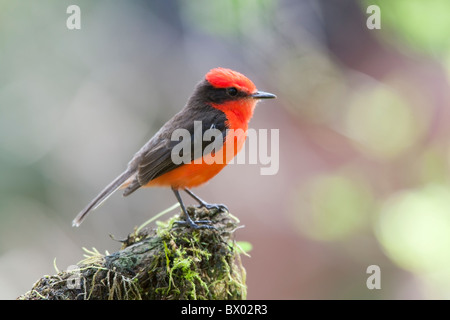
top-left (211, 99), bottom-right (256, 131)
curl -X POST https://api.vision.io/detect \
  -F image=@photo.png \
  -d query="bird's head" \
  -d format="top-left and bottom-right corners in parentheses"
top-left (189, 68), bottom-right (276, 127)
top-left (205, 67), bottom-right (276, 102)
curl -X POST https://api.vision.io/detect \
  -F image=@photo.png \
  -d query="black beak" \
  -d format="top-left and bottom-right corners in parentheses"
top-left (251, 90), bottom-right (277, 99)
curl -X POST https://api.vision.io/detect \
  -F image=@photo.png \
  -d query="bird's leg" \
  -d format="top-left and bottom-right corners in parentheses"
top-left (184, 188), bottom-right (229, 212)
top-left (172, 188), bottom-right (215, 230)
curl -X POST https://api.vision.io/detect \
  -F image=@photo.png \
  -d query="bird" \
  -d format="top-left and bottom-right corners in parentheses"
top-left (72, 67), bottom-right (276, 229)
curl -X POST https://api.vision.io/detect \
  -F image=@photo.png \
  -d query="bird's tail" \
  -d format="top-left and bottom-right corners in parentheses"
top-left (72, 169), bottom-right (134, 227)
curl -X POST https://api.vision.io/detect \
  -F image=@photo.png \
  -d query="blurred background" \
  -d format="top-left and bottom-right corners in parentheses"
top-left (1, 0), bottom-right (450, 299)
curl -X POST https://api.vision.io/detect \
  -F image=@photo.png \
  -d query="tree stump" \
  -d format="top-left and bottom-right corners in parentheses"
top-left (18, 207), bottom-right (247, 300)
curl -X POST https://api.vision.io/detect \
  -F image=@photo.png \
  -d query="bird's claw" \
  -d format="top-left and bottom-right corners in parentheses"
top-left (174, 219), bottom-right (217, 230)
top-left (198, 203), bottom-right (229, 212)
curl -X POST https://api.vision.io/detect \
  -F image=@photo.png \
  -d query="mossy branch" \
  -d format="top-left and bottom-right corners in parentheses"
top-left (18, 207), bottom-right (247, 300)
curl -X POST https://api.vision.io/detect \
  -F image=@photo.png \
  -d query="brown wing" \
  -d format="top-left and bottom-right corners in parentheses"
top-left (122, 104), bottom-right (227, 196)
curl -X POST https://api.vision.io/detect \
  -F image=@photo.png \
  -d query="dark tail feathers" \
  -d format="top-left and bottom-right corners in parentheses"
top-left (72, 169), bottom-right (134, 227)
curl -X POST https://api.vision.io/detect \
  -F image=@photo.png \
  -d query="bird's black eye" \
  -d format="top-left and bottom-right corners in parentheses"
top-left (226, 87), bottom-right (238, 97)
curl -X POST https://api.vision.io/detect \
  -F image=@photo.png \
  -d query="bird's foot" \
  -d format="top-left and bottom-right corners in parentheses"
top-left (197, 202), bottom-right (229, 213)
top-left (174, 219), bottom-right (217, 230)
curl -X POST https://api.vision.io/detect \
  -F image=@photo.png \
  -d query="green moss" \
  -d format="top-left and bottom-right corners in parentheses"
top-left (135, 207), bottom-right (247, 300)
top-left (19, 206), bottom-right (247, 300)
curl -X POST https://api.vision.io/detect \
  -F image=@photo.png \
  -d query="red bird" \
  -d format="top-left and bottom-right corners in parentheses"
top-left (73, 68), bottom-right (276, 228)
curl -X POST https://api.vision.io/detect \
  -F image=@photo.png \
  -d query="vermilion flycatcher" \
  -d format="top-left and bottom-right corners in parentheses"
top-left (73, 68), bottom-right (276, 229)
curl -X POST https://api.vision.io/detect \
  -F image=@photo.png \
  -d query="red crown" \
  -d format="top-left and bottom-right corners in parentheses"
top-left (205, 68), bottom-right (256, 93)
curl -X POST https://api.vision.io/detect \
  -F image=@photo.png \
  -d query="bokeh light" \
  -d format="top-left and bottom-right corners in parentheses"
top-left (1, 0), bottom-right (450, 300)
top-left (376, 184), bottom-right (450, 273)
top-left (345, 81), bottom-right (428, 160)
top-left (294, 173), bottom-right (373, 241)
top-left (365, 0), bottom-right (450, 55)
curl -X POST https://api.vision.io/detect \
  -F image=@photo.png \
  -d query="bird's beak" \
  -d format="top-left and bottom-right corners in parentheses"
top-left (251, 91), bottom-right (277, 99)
